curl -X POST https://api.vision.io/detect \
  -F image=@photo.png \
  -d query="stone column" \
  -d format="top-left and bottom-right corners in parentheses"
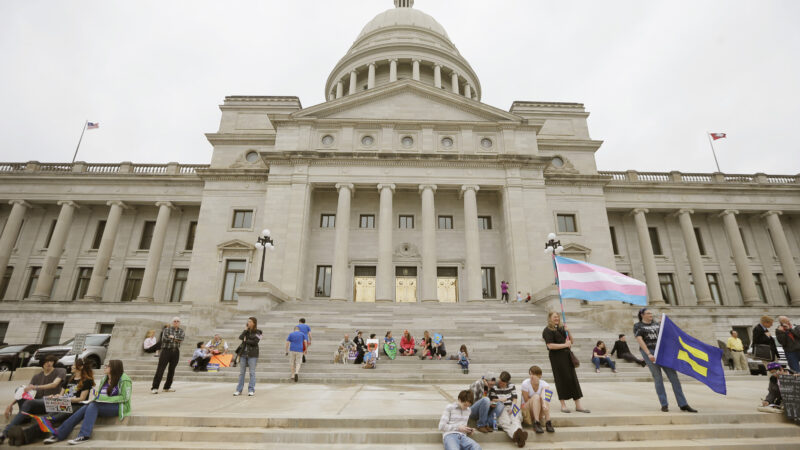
top-left (451, 72), bottom-right (459, 94)
top-left (330, 183), bottom-right (354, 301)
top-left (631, 208), bottom-right (664, 304)
top-left (32, 200), bottom-right (78, 300)
top-left (0, 200), bottom-right (31, 283)
top-left (367, 63), bottom-right (376, 89)
top-left (349, 70), bottom-right (357, 95)
top-left (376, 184), bottom-right (395, 302)
top-left (462, 185), bottom-right (482, 302)
top-left (420, 184), bottom-right (438, 302)
top-left (675, 209), bottom-right (712, 305)
top-left (763, 210), bottom-right (800, 305)
top-left (83, 201), bottom-right (127, 301)
top-left (136, 202), bottom-right (175, 302)
top-left (720, 210), bottom-right (759, 305)
top-left (433, 64), bottom-right (441, 88)
top-left (336, 81), bottom-right (343, 99)
top-left (412, 59), bottom-right (420, 81)
top-left (389, 59), bottom-right (398, 82)
top-left (464, 84), bottom-right (472, 99)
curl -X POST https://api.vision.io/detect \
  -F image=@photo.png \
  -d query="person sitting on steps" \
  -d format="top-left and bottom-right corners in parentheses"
top-left (520, 365), bottom-right (555, 434)
top-left (190, 342), bottom-right (211, 372)
top-left (610, 334), bottom-right (646, 367)
top-left (399, 330), bottom-right (416, 356)
top-left (420, 330), bottom-right (433, 360)
top-left (334, 333), bottom-right (354, 364)
top-left (489, 371), bottom-right (528, 448)
top-left (205, 334), bottom-right (228, 355)
top-left (457, 345), bottom-right (470, 374)
top-left (591, 340), bottom-right (617, 373)
top-left (438, 390), bottom-right (481, 450)
top-left (468, 373), bottom-right (497, 433)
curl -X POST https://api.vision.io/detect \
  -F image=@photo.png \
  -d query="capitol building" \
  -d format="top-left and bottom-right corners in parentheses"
top-left (1, 0), bottom-right (798, 345)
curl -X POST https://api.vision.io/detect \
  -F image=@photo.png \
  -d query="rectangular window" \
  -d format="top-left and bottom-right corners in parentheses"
top-left (694, 227), bottom-right (706, 256)
top-left (481, 267), bottom-right (497, 299)
top-left (320, 214), bottom-right (336, 228)
top-left (359, 215), bottom-right (375, 229)
top-left (658, 273), bottom-right (677, 305)
top-left (139, 221), bottom-right (156, 250)
top-left (72, 267), bottom-right (93, 301)
top-left (609, 226), bottom-right (620, 255)
top-left (707, 273), bottom-right (723, 305)
top-left (91, 220), bottom-right (106, 250)
top-left (478, 216), bottom-right (492, 230)
top-left (648, 227), bottom-right (663, 255)
top-left (557, 214), bottom-right (577, 233)
top-left (185, 221), bottom-right (197, 251)
top-left (221, 260), bottom-right (246, 301)
top-left (24, 266), bottom-right (60, 298)
top-left (399, 215), bottom-right (414, 229)
top-left (0, 266), bottom-right (12, 300)
top-left (754, 273), bottom-right (767, 302)
top-left (121, 268), bottom-right (144, 302)
top-left (739, 227), bottom-right (750, 256)
top-left (42, 323), bottom-right (63, 346)
top-left (777, 274), bottom-right (790, 303)
top-left (315, 265), bottom-right (332, 297)
top-left (97, 323), bottom-right (114, 334)
top-left (43, 219), bottom-right (57, 248)
top-left (171, 269), bottom-right (189, 302)
top-left (438, 216), bottom-right (453, 230)
top-left (0, 321), bottom-right (7, 343)
top-left (231, 210), bottom-right (253, 229)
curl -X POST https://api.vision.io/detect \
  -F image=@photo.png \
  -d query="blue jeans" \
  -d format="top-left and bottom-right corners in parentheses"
top-left (443, 432), bottom-right (482, 450)
top-left (785, 351), bottom-right (800, 373)
top-left (489, 401), bottom-right (505, 423)
top-left (54, 401), bottom-right (118, 440)
top-left (468, 397), bottom-right (490, 427)
top-left (237, 356), bottom-right (258, 393)
top-left (458, 360), bottom-right (469, 369)
top-left (592, 356), bottom-right (616, 370)
top-left (3, 399), bottom-right (45, 435)
top-left (641, 349), bottom-right (687, 408)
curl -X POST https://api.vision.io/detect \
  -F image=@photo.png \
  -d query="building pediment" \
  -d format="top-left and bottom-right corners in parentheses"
top-left (216, 239), bottom-right (255, 262)
top-left (292, 80), bottom-right (524, 125)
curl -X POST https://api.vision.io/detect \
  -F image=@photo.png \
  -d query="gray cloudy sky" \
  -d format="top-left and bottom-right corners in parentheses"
top-left (1, 0), bottom-right (798, 174)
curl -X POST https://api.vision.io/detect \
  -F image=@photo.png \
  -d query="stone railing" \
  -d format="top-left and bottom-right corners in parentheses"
top-left (599, 170), bottom-right (800, 185)
top-left (0, 161), bottom-right (210, 175)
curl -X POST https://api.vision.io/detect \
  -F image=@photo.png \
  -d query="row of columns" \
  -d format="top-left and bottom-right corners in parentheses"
top-left (0, 199), bottom-right (176, 302)
top-left (631, 208), bottom-right (800, 306)
top-left (328, 184), bottom-right (483, 302)
top-left (334, 59), bottom-right (475, 99)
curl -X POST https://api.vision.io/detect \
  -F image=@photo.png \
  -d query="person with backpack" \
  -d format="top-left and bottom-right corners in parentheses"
top-left (234, 316), bottom-right (262, 396)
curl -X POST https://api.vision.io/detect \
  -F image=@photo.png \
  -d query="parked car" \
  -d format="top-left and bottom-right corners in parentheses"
top-left (0, 344), bottom-right (45, 372)
top-left (747, 337), bottom-right (787, 375)
top-left (28, 334), bottom-right (111, 371)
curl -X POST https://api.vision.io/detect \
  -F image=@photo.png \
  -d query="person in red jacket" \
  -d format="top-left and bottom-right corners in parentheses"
top-left (399, 330), bottom-right (417, 356)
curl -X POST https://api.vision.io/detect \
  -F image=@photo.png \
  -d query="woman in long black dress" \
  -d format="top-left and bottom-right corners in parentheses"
top-left (353, 331), bottom-right (366, 364)
top-left (542, 311), bottom-right (590, 413)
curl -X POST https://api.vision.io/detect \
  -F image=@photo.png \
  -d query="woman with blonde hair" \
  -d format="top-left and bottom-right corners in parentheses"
top-left (542, 311), bottom-right (589, 413)
top-left (143, 329), bottom-right (160, 356)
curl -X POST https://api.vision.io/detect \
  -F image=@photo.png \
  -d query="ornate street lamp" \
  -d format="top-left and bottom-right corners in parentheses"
top-left (544, 232), bottom-right (567, 335)
top-left (254, 229), bottom-right (275, 282)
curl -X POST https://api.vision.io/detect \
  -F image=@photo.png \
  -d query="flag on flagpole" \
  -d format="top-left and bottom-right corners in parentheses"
top-left (654, 314), bottom-right (727, 395)
top-left (554, 256), bottom-right (648, 305)
top-left (709, 132), bottom-right (726, 140)
top-left (87, 122), bottom-right (99, 129)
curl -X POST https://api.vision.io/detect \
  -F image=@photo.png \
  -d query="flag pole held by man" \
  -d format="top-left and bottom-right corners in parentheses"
top-left (655, 314), bottom-right (727, 395)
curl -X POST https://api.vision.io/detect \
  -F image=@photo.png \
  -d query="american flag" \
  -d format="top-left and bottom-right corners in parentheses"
top-left (87, 122), bottom-right (99, 129)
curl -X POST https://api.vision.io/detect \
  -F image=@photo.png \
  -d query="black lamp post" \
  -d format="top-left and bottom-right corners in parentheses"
top-left (255, 229), bottom-right (275, 282)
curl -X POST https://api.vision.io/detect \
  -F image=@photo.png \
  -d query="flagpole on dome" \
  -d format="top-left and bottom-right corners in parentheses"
top-left (706, 131), bottom-right (724, 173)
top-left (544, 233), bottom-right (567, 336)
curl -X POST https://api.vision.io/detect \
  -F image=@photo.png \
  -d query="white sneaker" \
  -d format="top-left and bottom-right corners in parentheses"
top-left (151, 389), bottom-right (158, 394)
top-left (233, 391), bottom-right (241, 396)
top-left (43, 436), bottom-right (58, 444)
top-left (248, 392), bottom-right (254, 396)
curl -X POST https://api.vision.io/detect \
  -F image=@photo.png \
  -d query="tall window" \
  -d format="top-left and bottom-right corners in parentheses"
top-left (320, 214), bottom-right (336, 228)
top-left (171, 269), bottom-right (189, 302)
top-left (315, 265), bottom-right (332, 297)
top-left (777, 274), bottom-right (789, 303)
top-left (694, 227), bottom-right (706, 255)
top-left (121, 268), bottom-right (144, 302)
top-left (707, 273), bottom-right (723, 305)
top-left (557, 214), bottom-right (577, 233)
top-left (25, 266), bottom-right (60, 298)
top-left (139, 221), bottom-right (156, 250)
top-left (72, 267), bottom-right (93, 300)
top-left (42, 323), bottom-right (63, 346)
top-left (609, 226), bottom-right (619, 255)
top-left (221, 260), bottom-right (246, 301)
top-left (0, 266), bottom-right (12, 300)
top-left (185, 221), bottom-right (197, 251)
top-left (43, 219), bottom-right (58, 248)
top-left (478, 216), bottom-right (492, 230)
top-left (91, 220), bottom-right (106, 250)
top-left (438, 216), bottom-right (453, 230)
top-left (658, 273), bottom-right (677, 305)
top-left (753, 273), bottom-right (767, 302)
top-left (399, 215), bottom-right (414, 229)
top-left (648, 227), bottom-right (663, 255)
top-left (359, 215), bottom-right (375, 229)
top-left (231, 210), bottom-right (253, 229)
top-left (0, 321), bottom-right (7, 343)
top-left (481, 267), bottom-right (496, 299)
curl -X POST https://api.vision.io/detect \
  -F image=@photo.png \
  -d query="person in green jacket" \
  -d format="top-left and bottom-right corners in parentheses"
top-left (43, 359), bottom-right (132, 445)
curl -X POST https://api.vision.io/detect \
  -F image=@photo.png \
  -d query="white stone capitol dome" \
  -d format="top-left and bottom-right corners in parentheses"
top-left (325, 0), bottom-right (481, 101)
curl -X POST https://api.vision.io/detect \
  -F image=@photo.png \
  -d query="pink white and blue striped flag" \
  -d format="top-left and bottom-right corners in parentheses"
top-left (554, 256), bottom-right (647, 306)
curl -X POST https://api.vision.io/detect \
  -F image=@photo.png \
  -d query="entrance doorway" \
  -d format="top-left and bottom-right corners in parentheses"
top-left (437, 267), bottom-right (458, 303)
top-left (395, 266), bottom-right (417, 303)
top-left (354, 266), bottom-right (376, 302)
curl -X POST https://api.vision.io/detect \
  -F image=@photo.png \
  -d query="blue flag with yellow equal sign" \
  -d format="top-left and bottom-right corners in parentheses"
top-left (654, 314), bottom-right (726, 395)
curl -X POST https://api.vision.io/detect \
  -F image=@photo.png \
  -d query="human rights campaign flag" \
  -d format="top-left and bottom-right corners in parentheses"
top-left (654, 314), bottom-right (726, 395)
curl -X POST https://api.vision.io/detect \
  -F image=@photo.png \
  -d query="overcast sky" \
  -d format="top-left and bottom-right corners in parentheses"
top-left (1, 0), bottom-right (798, 174)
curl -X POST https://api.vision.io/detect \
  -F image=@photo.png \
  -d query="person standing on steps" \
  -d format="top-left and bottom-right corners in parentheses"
top-left (500, 280), bottom-right (509, 303)
top-left (752, 315), bottom-right (778, 362)
top-left (353, 330), bottom-right (367, 364)
top-left (235, 316), bottom-right (262, 395)
top-left (610, 334), bottom-right (646, 367)
top-left (775, 316), bottom-right (800, 372)
top-left (634, 308), bottom-right (697, 413)
top-left (151, 317), bottom-right (184, 394)
top-left (297, 318), bottom-right (312, 363)
top-left (542, 311), bottom-right (590, 414)
top-left (286, 325), bottom-right (305, 382)
top-left (726, 330), bottom-right (748, 371)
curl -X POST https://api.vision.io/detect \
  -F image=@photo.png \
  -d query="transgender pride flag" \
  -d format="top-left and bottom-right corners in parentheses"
top-left (554, 256), bottom-right (647, 306)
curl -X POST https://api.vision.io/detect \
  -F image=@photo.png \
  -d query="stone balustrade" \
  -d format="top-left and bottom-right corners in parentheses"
top-left (0, 161), bottom-right (209, 175)
top-left (599, 170), bottom-right (800, 184)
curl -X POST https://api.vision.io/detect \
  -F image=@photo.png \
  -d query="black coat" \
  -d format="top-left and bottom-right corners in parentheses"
top-left (238, 328), bottom-right (263, 359)
top-left (752, 323), bottom-right (778, 360)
